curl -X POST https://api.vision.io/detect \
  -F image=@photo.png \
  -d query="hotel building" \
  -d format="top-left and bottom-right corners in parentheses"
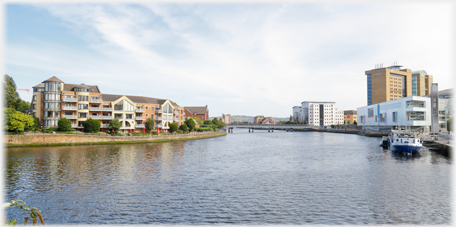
top-left (31, 76), bottom-right (185, 133)
top-left (293, 101), bottom-right (344, 127)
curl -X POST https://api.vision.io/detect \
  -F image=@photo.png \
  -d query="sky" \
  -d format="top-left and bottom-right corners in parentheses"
top-left (3, 1), bottom-right (454, 118)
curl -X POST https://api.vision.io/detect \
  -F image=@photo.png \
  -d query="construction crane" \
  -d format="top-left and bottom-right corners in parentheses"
top-left (16, 88), bottom-right (30, 92)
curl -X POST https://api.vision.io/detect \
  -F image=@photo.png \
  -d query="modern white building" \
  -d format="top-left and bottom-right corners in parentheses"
top-left (293, 101), bottom-right (344, 127)
top-left (357, 96), bottom-right (431, 132)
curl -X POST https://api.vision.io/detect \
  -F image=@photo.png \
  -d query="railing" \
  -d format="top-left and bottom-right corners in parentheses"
top-left (71, 124), bottom-right (78, 128)
top-left (63, 115), bottom-right (77, 119)
top-left (62, 106), bottom-right (77, 110)
top-left (136, 117), bottom-right (145, 120)
top-left (62, 97), bottom-right (77, 102)
top-left (174, 117), bottom-right (179, 121)
top-left (156, 117), bottom-right (163, 121)
top-left (156, 109), bottom-right (163, 113)
top-left (157, 124), bottom-right (163, 128)
top-left (136, 109), bottom-right (146, 113)
top-left (90, 116), bottom-right (113, 120)
top-left (43, 116), bottom-right (59, 120)
top-left (101, 124), bottom-right (109, 128)
top-left (89, 107), bottom-right (113, 111)
top-left (174, 110), bottom-right (179, 114)
top-left (136, 124), bottom-right (145, 128)
top-left (90, 99), bottom-right (103, 103)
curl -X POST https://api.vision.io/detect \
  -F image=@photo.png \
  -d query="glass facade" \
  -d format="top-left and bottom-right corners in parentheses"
top-left (407, 111), bottom-right (425, 121)
top-left (412, 76), bottom-right (418, 96)
top-left (367, 74), bottom-right (372, 105)
top-left (391, 73), bottom-right (406, 97)
top-left (406, 101), bottom-right (425, 108)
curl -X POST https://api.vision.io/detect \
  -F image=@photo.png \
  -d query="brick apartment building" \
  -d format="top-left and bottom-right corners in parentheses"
top-left (183, 106), bottom-right (209, 121)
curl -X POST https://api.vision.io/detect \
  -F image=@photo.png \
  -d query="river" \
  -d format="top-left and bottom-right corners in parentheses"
top-left (4, 129), bottom-right (451, 224)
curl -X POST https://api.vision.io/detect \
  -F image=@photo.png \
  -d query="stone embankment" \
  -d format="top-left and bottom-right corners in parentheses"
top-left (6, 131), bottom-right (227, 147)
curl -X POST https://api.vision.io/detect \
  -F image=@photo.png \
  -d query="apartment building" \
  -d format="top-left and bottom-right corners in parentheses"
top-left (31, 76), bottom-right (185, 133)
top-left (221, 113), bottom-right (232, 124)
top-left (343, 110), bottom-right (357, 125)
top-left (295, 101), bottom-right (344, 127)
top-left (412, 70), bottom-right (433, 96)
top-left (184, 106), bottom-right (209, 121)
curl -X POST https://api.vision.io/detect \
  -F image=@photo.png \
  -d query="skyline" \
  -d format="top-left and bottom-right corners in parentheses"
top-left (4, 2), bottom-right (454, 117)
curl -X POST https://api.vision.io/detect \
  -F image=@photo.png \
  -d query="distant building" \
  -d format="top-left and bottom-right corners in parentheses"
top-left (253, 115), bottom-right (265, 124)
top-left (253, 115), bottom-right (275, 124)
top-left (425, 87), bottom-right (453, 131)
top-left (344, 110), bottom-right (357, 125)
top-left (221, 113), bottom-right (232, 124)
top-left (412, 70), bottom-right (433, 96)
top-left (184, 105), bottom-right (209, 121)
top-left (294, 101), bottom-right (344, 127)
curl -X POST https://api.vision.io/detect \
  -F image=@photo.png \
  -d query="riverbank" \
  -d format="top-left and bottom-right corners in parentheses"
top-left (5, 130), bottom-right (227, 147)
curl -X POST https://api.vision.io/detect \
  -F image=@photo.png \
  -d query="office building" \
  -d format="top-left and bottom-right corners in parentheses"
top-left (294, 101), bottom-right (344, 127)
top-left (344, 110), bottom-right (357, 125)
top-left (412, 70), bottom-right (433, 96)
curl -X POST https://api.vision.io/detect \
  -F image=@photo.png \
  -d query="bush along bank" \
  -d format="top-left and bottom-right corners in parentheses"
top-left (5, 130), bottom-right (227, 147)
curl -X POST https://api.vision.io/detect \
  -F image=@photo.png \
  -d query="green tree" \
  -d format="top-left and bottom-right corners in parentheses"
top-left (448, 116), bottom-right (452, 132)
top-left (204, 120), bottom-right (213, 126)
top-left (5, 108), bottom-right (34, 132)
top-left (195, 117), bottom-right (204, 126)
top-left (16, 99), bottom-right (31, 113)
top-left (145, 118), bottom-right (155, 133)
top-left (289, 115), bottom-right (293, 122)
top-left (212, 118), bottom-right (220, 126)
top-left (4, 74), bottom-right (20, 109)
top-left (84, 118), bottom-right (101, 133)
top-left (108, 117), bottom-right (122, 134)
top-left (185, 118), bottom-right (196, 132)
top-left (169, 122), bottom-right (178, 132)
top-left (58, 118), bottom-right (72, 132)
top-left (179, 123), bottom-right (189, 133)
top-left (30, 117), bottom-right (41, 131)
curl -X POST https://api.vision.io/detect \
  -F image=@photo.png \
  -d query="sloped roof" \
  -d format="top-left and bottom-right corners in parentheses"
top-left (100, 94), bottom-right (180, 107)
top-left (184, 106), bottom-right (208, 115)
top-left (63, 83), bottom-right (101, 93)
top-left (33, 83), bottom-right (44, 88)
top-left (42, 76), bottom-right (64, 83)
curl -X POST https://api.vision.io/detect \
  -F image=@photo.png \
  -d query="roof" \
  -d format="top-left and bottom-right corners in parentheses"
top-left (412, 70), bottom-right (428, 75)
top-left (301, 101), bottom-right (336, 104)
top-left (63, 83), bottom-right (101, 93)
top-left (184, 106), bottom-right (208, 115)
top-left (33, 83), bottom-right (44, 88)
top-left (100, 94), bottom-right (180, 107)
top-left (42, 76), bottom-right (64, 83)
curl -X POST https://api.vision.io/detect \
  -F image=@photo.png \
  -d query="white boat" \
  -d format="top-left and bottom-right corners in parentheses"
top-left (388, 130), bottom-right (423, 154)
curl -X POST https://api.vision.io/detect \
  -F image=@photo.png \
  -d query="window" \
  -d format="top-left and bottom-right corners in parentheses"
top-left (45, 93), bottom-right (60, 101)
top-left (78, 112), bottom-right (88, 118)
top-left (33, 112), bottom-right (36, 117)
top-left (146, 107), bottom-right (149, 109)
top-left (44, 102), bottom-right (60, 109)
top-left (146, 114), bottom-right (149, 117)
top-left (78, 104), bottom-right (88, 109)
top-left (406, 101), bottom-right (425, 108)
top-left (392, 112), bottom-right (397, 122)
top-left (368, 108), bottom-right (374, 118)
top-left (114, 101), bottom-right (123, 111)
top-left (114, 114), bottom-right (123, 119)
top-left (126, 114), bottom-right (133, 119)
top-left (380, 113), bottom-right (386, 122)
top-left (125, 101), bottom-right (134, 112)
top-left (78, 96), bottom-right (88, 101)
top-left (407, 111), bottom-right (425, 121)
top-left (33, 95), bottom-right (37, 101)
top-left (33, 104), bottom-right (36, 109)
top-left (77, 88), bottom-right (88, 92)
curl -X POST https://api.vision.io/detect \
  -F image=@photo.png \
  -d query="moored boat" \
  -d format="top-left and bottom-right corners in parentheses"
top-left (388, 130), bottom-right (423, 154)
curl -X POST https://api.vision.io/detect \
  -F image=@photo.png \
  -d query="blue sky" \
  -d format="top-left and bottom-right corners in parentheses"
top-left (4, 2), bottom-right (454, 117)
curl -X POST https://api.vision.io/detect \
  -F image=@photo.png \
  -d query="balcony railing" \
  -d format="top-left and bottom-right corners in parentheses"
top-left (89, 107), bottom-right (113, 111)
top-left (157, 124), bottom-right (163, 128)
top-left (136, 124), bottom-right (145, 128)
top-left (101, 124), bottom-right (109, 128)
top-left (62, 106), bottom-right (77, 111)
top-left (90, 116), bottom-right (113, 120)
top-left (63, 115), bottom-right (77, 119)
top-left (155, 109), bottom-right (163, 113)
top-left (136, 117), bottom-right (145, 120)
top-left (174, 117), bottom-right (179, 121)
top-left (174, 110), bottom-right (179, 114)
top-left (62, 97), bottom-right (77, 102)
top-left (90, 99), bottom-right (103, 103)
top-left (156, 117), bottom-right (163, 121)
top-left (136, 109), bottom-right (146, 113)
top-left (71, 124), bottom-right (78, 128)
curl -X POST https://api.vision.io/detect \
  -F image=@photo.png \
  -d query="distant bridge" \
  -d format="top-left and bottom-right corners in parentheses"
top-left (225, 124), bottom-right (314, 133)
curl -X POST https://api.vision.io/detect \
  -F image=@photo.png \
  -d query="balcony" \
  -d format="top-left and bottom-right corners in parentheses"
top-left (71, 124), bottom-right (78, 128)
top-left (90, 116), bottom-right (113, 120)
top-left (62, 106), bottom-right (77, 111)
top-left (43, 116), bottom-right (60, 120)
top-left (156, 117), bottom-right (163, 121)
top-left (63, 115), bottom-right (77, 119)
top-left (136, 109), bottom-right (146, 113)
top-left (89, 107), bottom-right (113, 111)
top-left (174, 110), bottom-right (179, 114)
top-left (136, 116), bottom-right (145, 120)
top-left (157, 124), bottom-right (163, 128)
top-left (136, 124), bottom-right (145, 128)
top-left (90, 98), bottom-right (103, 103)
top-left (62, 97), bottom-right (77, 102)
top-left (101, 124), bottom-right (109, 128)
top-left (174, 117), bottom-right (179, 121)
top-left (155, 109), bottom-right (163, 113)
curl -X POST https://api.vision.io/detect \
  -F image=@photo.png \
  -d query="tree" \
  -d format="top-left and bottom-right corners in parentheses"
top-left (212, 118), bottom-right (220, 126)
top-left (169, 122), bottom-right (178, 132)
top-left (84, 118), bottom-right (101, 133)
top-left (204, 120), bottom-right (213, 126)
top-left (30, 117), bottom-right (40, 131)
top-left (289, 115), bottom-right (293, 122)
top-left (179, 123), bottom-right (189, 133)
top-left (145, 118), bottom-right (155, 132)
top-left (5, 108), bottom-right (34, 132)
top-left (195, 118), bottom-right (204, 126)
top-left (108, 118), bottom-right (122, 134)
top-left (448, 117), bottom-right (452, 132)
top-left (353, 120), bottom-right (357, 126)
top-left (4, 74), bottom-right (20, 109)
top-left (16, 99), bottom-right (31, 113)
top-left (58, 118), bottom-right (72, 132)
top-left (185, 118), bottom-right (196, 132)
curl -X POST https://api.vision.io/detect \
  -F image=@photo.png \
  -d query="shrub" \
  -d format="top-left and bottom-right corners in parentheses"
top-left (84, 118), bottom-right (101, 133)
top-left (179, 123), bottom-right (189, 133)
top-left (145, 118), bottom-right (155, 132)
top-left (58, 118), bottom-right (72, 132)
top-left (169, 122), bottom-right (178, 132)
top-left (184, 118), bottom-right (195, 132)
top-left (108, 118), bottom-right (121, 134)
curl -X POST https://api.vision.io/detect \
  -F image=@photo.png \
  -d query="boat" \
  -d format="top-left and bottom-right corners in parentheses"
top-left (387, 130), bottom-right (423, 154)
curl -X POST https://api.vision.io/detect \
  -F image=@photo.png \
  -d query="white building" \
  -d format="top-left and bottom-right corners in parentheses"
top-left (293, 101), bottom-right (344, 127)
top-left (357, 96), bottom-right (431, 132)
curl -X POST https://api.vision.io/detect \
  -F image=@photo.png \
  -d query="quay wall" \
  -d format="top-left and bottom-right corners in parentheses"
top-left (5, 131), bottom-right (227, 147)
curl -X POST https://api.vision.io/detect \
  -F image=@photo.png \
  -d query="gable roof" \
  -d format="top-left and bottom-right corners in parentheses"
top-left (100, 94), bottom-right (180, 107)
top-left (63, 83), bottom-right (101, 93)
top-left (184, 106), bottom-right (208, 115)
top-left (42, 76), bottom-right (64, 83)
top-left (33, 83), bottom-right (44, 88)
